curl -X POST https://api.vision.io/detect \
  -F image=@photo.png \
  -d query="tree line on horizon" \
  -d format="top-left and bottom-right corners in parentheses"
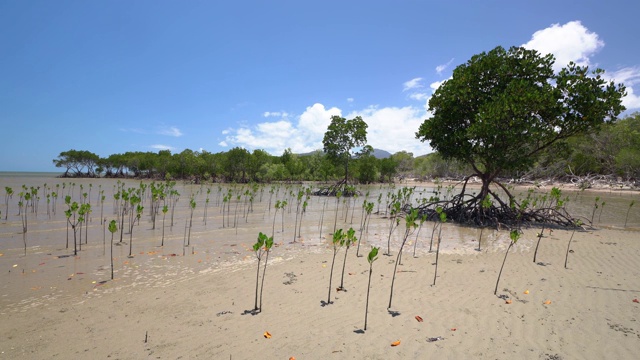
top-left (51, 110), bottom-right (639, 185)
top-left (52, 146), bottom-right (400, 183)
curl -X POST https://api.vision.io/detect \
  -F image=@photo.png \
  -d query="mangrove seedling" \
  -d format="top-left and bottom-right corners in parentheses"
top-left (532, 224), bottom-right (546, 263)
top-left (338, 227), bottom-right (358, 291)
top-left (4, 186), bottom-right (13, 220)
top-left (258, 232), bottom-right (274, 312)
top-left (494, 229), bottom-right (520, 295)
top-left (413, 213), bottom-right (428, 257)
top-left (319, 196), bottom-right (328, 240)
top-left (187, 196), bottom-right (196, 245)
top-left (333, 191), bottom-right (342, 233)
top-left (590, 196), bottom-right (600, 224)
top-left (388, 209), bottom-right (418, 309)
top-left (356, 200), bottom-right (374, 257)
top-left (128, 197), bottom-right (143, 257)
top-left (161, 205), bottom-right (168, 246)
top-left (19, 195), bottom-right (29, 256)
top-left (624, 200), bottom-right (635, 228)
top-left (564, 219), bottom-right (583, 269)
top-left (65, 200), bottom-right (81, 255)
top-left (326, 228), bottom-right (345, 305)
top-left (109, 220), bottom-right (117, 279)
top-left (385, 200), bottom-right (401, 255)
top-left (364, 246), bottom-right (379, 331)
top-left (477, 194), bottom-right (493, 251)
top-left (252, 232), bottom-right (273, 313)
top-left (432, 207), bottom-right (447, 286)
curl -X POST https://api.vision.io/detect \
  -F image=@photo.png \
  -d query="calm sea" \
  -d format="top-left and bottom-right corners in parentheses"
top-left (0, 171), bottom-right (63, 178)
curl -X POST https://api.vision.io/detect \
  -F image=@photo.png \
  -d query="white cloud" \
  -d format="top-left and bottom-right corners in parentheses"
top-left (403, 77), bottom-right (423, 92)
top-left (221, 103), bottom-right (341, 155)
top-left (221, 103), bottom-right (432, 157)
top-left (347, 98), bottom-right (354, 103)
top-left (150, 144), bottom-right (175, 151)
top-left (430, 78), bottom-right (450, 92)
top-left (605, 67), bottom-right (640, 109)
top-left (409, 93), bottom-right (429, 101)
top-left (607, 67), bottom-right (640, 87)
top-left (346, 106), bottom-right (430, 156)
top-left (522, 21), bottom-right (604, 72)
top-left (263, 111), bottom-right (289, 118)
top-left (435, 58), bottom-right (454, 75)
top-left (522, 21), bottom-right (639, 110)
top-left (158, 126), bottom-right (183, 137)
top-left (218, 141), bottom-right (228, 147)
top-left (621, 87), bottom-right (640, 109)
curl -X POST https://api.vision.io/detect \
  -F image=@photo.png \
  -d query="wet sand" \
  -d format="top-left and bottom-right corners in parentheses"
top-left (1, 177), bottom-right (639, 359)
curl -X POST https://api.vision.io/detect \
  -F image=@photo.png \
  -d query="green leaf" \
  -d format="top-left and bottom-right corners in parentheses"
top-left (509, 229), bottom-right (521, 243)
top-left (367, 247), bottom-right (379, 264)
top-left (108, 220), bottom-right (118, 233)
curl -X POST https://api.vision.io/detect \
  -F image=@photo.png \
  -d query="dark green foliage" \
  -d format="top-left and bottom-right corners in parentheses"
top-left (415, 45), bottom-right (626, 227)
top-left (323, 115), bottom-right (368, 183)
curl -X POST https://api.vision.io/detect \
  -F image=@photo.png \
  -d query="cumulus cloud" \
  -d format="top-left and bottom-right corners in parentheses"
top-left (403, 77), bottom-right (423, 92)
top-left (435, 58), bottom-right (454, 75)
top-left (605, 67), bottom-right (640, 109)
top-left (158, 126), bottom-right (183, 137)
top-left (523, 21), bottom-right (639, 110)
top-left (346, 106), bottom-right (430, 156)
top-left (522, 20), bottom-right (604, 72)
top-left (221, 103), bottom-right (432, 156)
top-left (221, 103), bottom-right (341, 155)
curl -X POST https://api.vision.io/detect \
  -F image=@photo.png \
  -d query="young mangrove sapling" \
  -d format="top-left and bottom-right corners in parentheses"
top-left (494, 229), bottom-right (520, 295)
top-left (109, 220), bottom-right (117, 280)
top-left (326, 228), bottom-right (345, 305)
top-left (432, 207), bottom-right (447, 286)
top-left (624, 200), bottom-right (635, 228)
top-left (388, 209), bottom-right (418, 309)
top-left (564, 219), bottom-right (583, 269)
top-left (258, 233), bottom-right (274, 312)
top-left (338, 227), bottom-right (358, 291)
top-left (364, 246), bottom-right (379, 331)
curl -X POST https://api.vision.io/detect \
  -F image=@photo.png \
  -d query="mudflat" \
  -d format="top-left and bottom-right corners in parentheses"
top-left (1, 176), bottom-right (639, 359)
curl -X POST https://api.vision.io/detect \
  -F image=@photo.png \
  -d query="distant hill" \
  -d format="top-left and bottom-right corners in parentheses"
top-left (372, 148), bottom-right (392, 159)
top-left (298, 148), bottom-right (392, 159)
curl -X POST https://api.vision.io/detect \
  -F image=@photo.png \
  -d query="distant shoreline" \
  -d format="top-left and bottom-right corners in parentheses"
top-left (0, 171), bottom-right (64, 178)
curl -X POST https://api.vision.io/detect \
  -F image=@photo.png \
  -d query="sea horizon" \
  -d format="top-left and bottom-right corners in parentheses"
top-left (0, 171), bottom-right (64, 178)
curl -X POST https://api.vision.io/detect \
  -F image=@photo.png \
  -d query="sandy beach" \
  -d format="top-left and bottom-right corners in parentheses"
top-left (1, 176), bottom-right (639, 359)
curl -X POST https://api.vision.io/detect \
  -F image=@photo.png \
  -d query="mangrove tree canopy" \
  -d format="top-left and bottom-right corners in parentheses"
top-left (415, 45), bottom-right (627, 227)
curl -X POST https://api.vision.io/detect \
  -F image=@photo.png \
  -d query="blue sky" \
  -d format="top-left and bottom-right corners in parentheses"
top-left (1, 0), bottom-right (639, 172)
